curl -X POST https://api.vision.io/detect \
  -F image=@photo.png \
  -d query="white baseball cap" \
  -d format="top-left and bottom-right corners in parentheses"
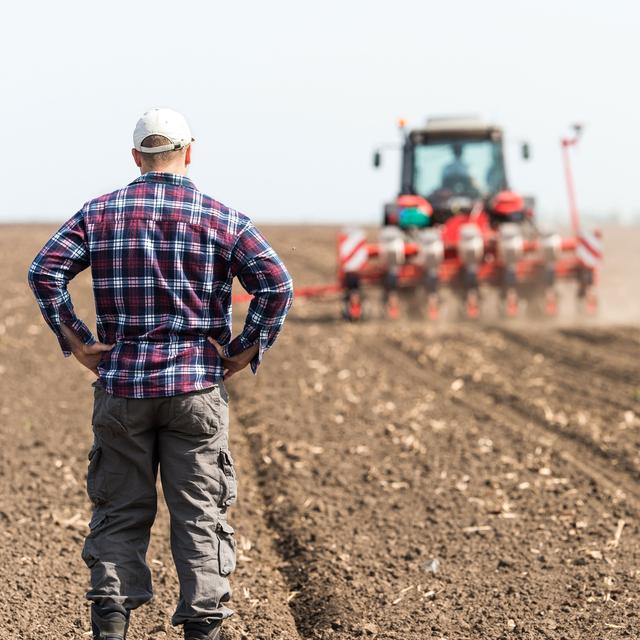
top-left (133, 108), bottom-right (194, 153)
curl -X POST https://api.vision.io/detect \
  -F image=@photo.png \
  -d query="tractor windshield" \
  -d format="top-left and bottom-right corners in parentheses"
top-left (413, 139), bottom-right (506, 200)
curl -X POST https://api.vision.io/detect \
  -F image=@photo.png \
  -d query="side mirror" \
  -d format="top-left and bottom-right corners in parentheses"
top-left (521, 142), bottom-right (531, 160)
top-left (373, 150), bottom-right (382, 168)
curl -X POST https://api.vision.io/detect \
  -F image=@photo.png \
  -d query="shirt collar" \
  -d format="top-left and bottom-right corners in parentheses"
top-left (130, 172), bottom-right (197, 190)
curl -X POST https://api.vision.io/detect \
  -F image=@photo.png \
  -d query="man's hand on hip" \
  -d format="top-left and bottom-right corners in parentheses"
top-left (208, 338), bottom-right (259, 380)
top-left (60, 324), bottom-right (114, 376)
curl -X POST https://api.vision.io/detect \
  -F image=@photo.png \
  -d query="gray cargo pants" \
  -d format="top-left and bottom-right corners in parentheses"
top-left (82, 380), bottom-right (237, 626)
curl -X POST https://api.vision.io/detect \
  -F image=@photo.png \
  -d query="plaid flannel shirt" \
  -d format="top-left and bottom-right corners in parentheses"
top-left (28, 172), bottom-right (293, 398)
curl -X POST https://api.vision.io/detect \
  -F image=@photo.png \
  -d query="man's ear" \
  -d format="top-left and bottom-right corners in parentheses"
top-left (132, 148), bottom-right (142, 168)
top-left (185, 145), bottom-right (192, 167)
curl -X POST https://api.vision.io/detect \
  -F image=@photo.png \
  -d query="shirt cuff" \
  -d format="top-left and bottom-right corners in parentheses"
top-left (250, 328), bottom-right (270, 374)
top-left (222, 328), bottom-right (270, 374)
top-left (57, 318), bottom-right (96, 357)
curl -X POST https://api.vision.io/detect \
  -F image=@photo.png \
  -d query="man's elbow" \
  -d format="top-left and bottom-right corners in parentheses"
top-left (282, 273), bottom-right (294, 308)
top-left (266, 274), bottom-right (294, 314)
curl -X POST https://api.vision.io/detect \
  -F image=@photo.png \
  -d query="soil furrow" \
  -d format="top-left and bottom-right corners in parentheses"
top-left (559, 327), bottom-right (640, 354)
top-left (387, 332), bottom-right (640, 505)
top-left (224, 409), bottom-right (304, 640)
top-left (496, 327), bottom-right (639, 386)
top-left (455, 327), bottom-right (637, 413)
top-left (231, 396), bottom-right (348, 640)
top-left (451, 328), bottom-right (640, 463)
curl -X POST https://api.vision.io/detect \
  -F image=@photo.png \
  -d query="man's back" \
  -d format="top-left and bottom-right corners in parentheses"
top-left (29, 171), bottom-right (293, 398)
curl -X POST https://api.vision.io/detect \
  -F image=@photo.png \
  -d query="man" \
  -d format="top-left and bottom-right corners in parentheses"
top-left (441, 142), bottom-right (471, 184)
top-left (28, 108), bottom-right (294, 640)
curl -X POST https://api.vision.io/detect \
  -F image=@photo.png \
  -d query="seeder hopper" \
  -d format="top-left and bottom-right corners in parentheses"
top-left (337, 117), bottom-right (601, 321)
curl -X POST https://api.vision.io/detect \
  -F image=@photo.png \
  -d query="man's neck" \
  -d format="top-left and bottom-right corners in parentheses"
top-left (140, 165), bottom-right (188, 176)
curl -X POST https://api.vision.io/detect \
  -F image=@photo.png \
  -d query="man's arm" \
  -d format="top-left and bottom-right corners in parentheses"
top-left (27, 210), bottom-right (98, 356)
top-left (210, 222), bottom-right (293, 378)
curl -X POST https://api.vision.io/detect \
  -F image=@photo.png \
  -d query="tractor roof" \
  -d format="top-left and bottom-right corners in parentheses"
top-left (411, 116), bottom-right (502, 140)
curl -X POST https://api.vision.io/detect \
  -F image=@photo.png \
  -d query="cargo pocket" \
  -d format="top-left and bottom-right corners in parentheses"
top-left (82, 510), bottom-right (107, 569)
top-left (86, 442), bottom-right (107, 506)
top-left (169, 387), bottom-right (221, 436)
top-left (82, 538), bottom-right (99, 569)
top-left (92, 385), bottom-right (127, 435)
top-left (216, 520), bottom-right (236, 577)
top-left (217, 449), bottom-right (237, 507)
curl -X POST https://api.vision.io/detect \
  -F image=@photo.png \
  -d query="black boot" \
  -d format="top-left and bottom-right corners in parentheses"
top-left (91, 606), bottom-right (130, 640)
top-left (183, 620), bottom-right (222, 640)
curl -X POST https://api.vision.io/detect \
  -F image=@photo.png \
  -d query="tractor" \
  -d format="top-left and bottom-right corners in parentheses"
top-left (338, 116), bottom-right (601, 320)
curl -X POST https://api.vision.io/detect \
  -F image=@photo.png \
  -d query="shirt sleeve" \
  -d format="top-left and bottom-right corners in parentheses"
top-left (224, 222), bottom-right (294, 372)
top-left (27, 210), bottom-right (96, 356)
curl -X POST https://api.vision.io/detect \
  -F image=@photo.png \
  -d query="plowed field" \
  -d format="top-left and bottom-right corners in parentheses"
top-left (0, 224), bottom-right (639, 640)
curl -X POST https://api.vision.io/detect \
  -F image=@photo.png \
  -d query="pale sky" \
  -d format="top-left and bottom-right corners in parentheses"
top-left (1, 0), bottom-right (638, 225)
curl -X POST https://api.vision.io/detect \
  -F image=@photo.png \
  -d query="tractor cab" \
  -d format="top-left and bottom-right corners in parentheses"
top-left (377, 117), bottom-right (529, 226)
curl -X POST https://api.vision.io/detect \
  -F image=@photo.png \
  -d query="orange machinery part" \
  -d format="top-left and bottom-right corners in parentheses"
top-left (232, 237), bottom-right (583, 303)
top-left (366, 237), bottom-right (578, 259)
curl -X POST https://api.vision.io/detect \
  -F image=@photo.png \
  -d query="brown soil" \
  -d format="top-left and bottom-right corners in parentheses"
top-left (0, 224), bottom-right (639, 639)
